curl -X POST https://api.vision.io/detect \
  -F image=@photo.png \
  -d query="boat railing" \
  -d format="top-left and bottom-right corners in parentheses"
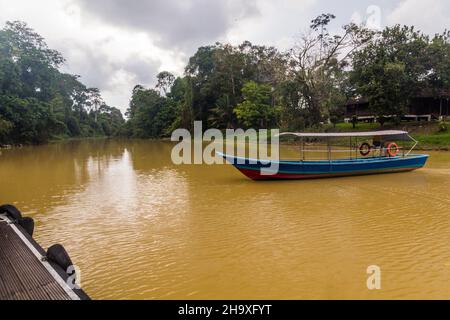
top-left (297, 146), bottom-right (409, 161)
top-left (278, 131), bottom-right (419, 161)
top-left (300, 147), bottom-right (405, 153)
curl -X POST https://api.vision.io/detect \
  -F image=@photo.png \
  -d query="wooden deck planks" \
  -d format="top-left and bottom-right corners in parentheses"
top-left (0, 220), bottom-right (72, 300)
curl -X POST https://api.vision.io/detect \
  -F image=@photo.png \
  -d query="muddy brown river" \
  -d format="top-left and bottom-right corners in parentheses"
top-left (0, 139), bottom-right (449, 299)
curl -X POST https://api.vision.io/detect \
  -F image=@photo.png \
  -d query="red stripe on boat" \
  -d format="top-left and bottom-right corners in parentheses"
top-left (236, 167), bottom-right (418, 180)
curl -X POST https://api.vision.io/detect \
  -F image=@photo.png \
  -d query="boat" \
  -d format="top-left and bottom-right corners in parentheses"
top-left (219, 130), bottom-right (429, 180)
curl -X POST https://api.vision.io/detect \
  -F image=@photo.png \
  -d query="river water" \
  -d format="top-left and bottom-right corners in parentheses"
top-left (0, 139), bottom-right (449, 299)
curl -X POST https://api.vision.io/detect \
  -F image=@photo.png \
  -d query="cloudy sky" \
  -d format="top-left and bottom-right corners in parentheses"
top-left (0, 0), bottom-right (448, 113)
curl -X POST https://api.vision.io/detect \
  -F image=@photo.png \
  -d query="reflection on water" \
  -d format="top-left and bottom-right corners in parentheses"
top-left (0, 139), bottom-right (449, 299)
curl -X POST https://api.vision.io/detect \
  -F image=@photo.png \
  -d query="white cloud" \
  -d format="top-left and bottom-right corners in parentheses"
top-left (387, 0), bottom-right (450, 35)
top-left (76, 0), bottom-right (260, 51)
top-left (226, 0), bottom-right (317, 50)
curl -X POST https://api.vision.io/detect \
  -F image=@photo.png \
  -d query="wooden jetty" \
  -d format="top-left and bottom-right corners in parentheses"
top-left (0, 205), bottom-right (89, 300)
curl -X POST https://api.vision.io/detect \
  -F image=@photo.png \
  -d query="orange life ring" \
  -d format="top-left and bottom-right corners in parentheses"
top-left (386, 142), bottom-right (399, 157)
top-left (359, 143), bottom-right (371, 156)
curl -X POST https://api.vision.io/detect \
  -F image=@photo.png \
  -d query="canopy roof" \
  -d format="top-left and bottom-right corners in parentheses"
top-left (278, 130), bottom-right (408, 138)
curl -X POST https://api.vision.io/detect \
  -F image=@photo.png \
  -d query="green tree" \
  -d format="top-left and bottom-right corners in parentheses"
top-left (156, 71), bottom-right (175, 96)
top-left (0, 21), bottom-right (124, 144)
top-left (0, 115), bottom-right (13, 144)
top-left (121, 14), bottom-right (450, 136)
top-left (234, 81), bottom-right (280, 128)
top-left (351, 25), bottom-right (430, 124)
top-left (287, 15), bottom-right (373, 126)
top-left (425, 31), bottom-right (450, 115)
top-left (184, 42), bottom-right (286, 130)
top-left (0, 96), bottom-right (59, 144)
top-left (126, 85), bottom-right (175, 138)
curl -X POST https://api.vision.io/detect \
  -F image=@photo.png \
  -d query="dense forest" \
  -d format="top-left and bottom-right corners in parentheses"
top-left (0, 21), bottom-right (124, 145)
top-left (124, 14), bottom-right (450, 138)
top-left (1, 15), bottom-right (449, 145)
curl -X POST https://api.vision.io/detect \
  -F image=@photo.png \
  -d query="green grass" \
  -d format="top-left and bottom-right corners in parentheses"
top-left (334, 122), bottom-right (381, 131)
top-left (412, 132), bottom-right (450, 148)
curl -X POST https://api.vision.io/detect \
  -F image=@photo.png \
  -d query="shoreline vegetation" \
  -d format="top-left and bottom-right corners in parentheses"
top-left (0, 21), bottom-right (125, 147)
top-left (2, 120), bottom-right (447, 151)
top-left (1, 14), bottom-right (449, 150)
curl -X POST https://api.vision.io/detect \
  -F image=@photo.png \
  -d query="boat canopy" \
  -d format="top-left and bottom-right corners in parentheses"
top-left (278, 130), bottom-right (408, 138)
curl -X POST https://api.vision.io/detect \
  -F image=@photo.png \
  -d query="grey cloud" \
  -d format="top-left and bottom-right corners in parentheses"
top-left (58, 39), bottom-right (160, 92)
top-left (58, 40), bottom-right (113, 88)
top-left (76, 0), bottom-right (260, 52)
top-left (122, 57), bottom-right (160, 86)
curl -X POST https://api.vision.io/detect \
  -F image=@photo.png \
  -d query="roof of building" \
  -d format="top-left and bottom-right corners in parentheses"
top-left (344, 89), bottom-right (450, 106)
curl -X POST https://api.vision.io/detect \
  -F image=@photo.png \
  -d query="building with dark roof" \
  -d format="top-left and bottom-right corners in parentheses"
top-left (343, 90), bottom-right (450, 123)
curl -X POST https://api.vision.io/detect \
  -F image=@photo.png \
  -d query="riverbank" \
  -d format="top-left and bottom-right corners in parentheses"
top-left (2, 121), bottom-right (449, 150)
top-left (0, 135), bottom-right (112, 149)
top-left (49, 134), bottom-right (111, 144)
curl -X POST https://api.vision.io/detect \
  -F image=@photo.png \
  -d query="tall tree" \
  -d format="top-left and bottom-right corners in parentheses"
top-left (287, 15), bottom-right (373, 126)
top-left (86, 87), bottom-right (104, 123)
top-left (351, 25), bottom-right (431, 124)
top-left (425, 31), bottom-right (450, 116)
top-left (126, 85), bottom-right (176, 138)
top-left (234, 81), bottom-right (280, 128)
top-left (156, 71), bottom-right (175, 96)
top-left (0, 21), bottom-right (124, 144)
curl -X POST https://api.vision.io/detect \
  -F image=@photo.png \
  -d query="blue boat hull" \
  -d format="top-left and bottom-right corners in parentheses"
top-left (221, 154), bottom-right (429, 180)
